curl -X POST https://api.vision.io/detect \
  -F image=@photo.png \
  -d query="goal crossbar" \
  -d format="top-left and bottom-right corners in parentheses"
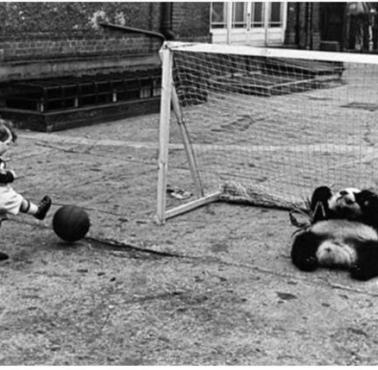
top-left (167, 41), bottom-right (378, 65)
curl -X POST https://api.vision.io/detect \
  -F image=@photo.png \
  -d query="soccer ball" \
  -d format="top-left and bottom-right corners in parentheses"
top-left (52, 205), bottom-right (90, 242)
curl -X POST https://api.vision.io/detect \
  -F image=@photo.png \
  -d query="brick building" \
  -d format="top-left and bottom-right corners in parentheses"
top-left (0, 2), bottom-right (376, 131)
top-left (0, 2), bottom-right (210, 81)
top-left (1, 2), bottom-right (377, 80)
top-left (210, 2), bottom-right (378, 52)
top-left (0, 2), bottom-right (211, 130)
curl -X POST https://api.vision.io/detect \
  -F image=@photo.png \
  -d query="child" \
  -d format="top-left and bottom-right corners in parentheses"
top-left (0, 120), bottom-right (52, 260)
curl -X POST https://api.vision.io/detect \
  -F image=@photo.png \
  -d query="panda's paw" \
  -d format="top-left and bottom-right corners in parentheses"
top-left (312, 186), bottom-right (332, 198)
top-left (311, 186), bottom-right (332, 204)
top-left (299, 256), bottom-right (319, 272)
top-left (310, 186), bottom-right (332, 222)
top-left (350, 263), bottom-right (375, 281)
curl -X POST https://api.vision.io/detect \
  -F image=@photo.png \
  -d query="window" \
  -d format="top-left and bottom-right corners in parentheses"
top-left (252, 2), bottom-right (264, 28)
top-left (270, 2), bottom-right (282, 27)
top-left (211, 2), bottom-right (226, 28)
top-left (210, 2), bottom-right (247, 28)
top-left (211, 2), bottom-right (284, 29)
top-left (233, 2), bottom-right (247, 28)
top-left (210, 2), bottom-right (287, 46)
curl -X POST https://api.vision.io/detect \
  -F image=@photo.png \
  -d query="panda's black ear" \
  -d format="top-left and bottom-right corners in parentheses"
top-left (310, 186), bottom-right (332, 221)
top-left (356, 189), bottom-right (378, 208)
top-left (356, 190), bottom-right (378, 227)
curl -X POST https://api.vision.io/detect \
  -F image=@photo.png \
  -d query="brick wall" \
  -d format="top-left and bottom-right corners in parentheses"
top-left (0, 2), bottom-right (163, 62)
top-left (0, 2), bottom-right (327, 65)
top-left (0, 37), bottom-right (163, 62)
top-left (285, 3), bottom-right (298, 46)
top-left (287, 2), bottom-right (321, 50)
top-left (171, 2), bottom-right (211, 41)
top-left (0, 2), bottom-right (212, 63)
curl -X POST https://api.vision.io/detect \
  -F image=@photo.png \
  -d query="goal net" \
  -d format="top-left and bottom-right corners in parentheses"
top-left (157, 41), bottom-right (378, 223)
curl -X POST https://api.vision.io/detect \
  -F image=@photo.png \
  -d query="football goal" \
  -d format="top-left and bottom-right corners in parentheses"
top-left (157, 41), bottom-right (378, 224)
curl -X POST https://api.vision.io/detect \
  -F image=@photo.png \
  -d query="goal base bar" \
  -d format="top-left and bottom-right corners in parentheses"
top-left (156, 191), bottom-right (222, 224)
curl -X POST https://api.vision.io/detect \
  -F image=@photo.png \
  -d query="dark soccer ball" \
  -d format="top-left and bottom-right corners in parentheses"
top-left (52, 205), bottom-right (90, 242)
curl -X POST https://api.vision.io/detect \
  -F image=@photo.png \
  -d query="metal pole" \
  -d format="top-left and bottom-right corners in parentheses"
top-left (264, 0), bottom-right (270, 47)
top-left (156, 46), bottom-right (173, 224)
top-left (226, 2), bottom-right (233, 45)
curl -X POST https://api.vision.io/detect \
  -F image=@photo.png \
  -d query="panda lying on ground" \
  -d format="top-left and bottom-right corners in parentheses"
top-left (290, 186), bottom-right (378, 281)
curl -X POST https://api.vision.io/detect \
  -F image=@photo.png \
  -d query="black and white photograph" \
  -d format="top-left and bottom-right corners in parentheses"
top-left (1, 0), bottom-right (378, 365)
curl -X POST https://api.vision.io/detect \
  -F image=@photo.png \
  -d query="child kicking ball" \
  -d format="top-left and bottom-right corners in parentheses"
top-left (0, 120), bottom-right (52, 260)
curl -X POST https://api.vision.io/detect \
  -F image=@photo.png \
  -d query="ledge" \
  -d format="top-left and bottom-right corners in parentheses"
top-left (0, 53), bottom-right (161, 81)
top-left (0, 96), bottom-right (161, 132)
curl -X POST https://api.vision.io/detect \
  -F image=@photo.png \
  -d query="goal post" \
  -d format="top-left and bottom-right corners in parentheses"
top-left (157, 41), bottom-right (378, 224)
top-left (157, 45), bottom-right (222, 224)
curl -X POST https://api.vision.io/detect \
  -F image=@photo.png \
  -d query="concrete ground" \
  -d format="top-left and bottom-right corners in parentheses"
top-left (1, 113), bottom-right (378, 365)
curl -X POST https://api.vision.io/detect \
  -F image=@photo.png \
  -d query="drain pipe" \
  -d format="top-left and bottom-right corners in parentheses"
top-left (99, 22), bottom-right (166, 43)
top-left (100, 3), bottom-right (175, 42)
top-left (306, 3), bottom-right (312, 49)
top-left (160, 2), bottom-right (176, 40)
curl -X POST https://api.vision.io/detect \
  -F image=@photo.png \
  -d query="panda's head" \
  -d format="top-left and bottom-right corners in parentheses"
top-left (328, 187), bottom-right (363, 220)
top-left (327, 187), bottom-right (378, 227)
top-left (316, 240), bottom-right (357, 268)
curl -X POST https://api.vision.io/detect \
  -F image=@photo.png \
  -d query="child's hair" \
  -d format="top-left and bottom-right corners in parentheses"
top-left (0, 119), bottom-right (17, 143)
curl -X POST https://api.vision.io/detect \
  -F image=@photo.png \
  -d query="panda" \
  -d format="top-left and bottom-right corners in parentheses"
top-left (290, 186), bottom-right (378, 281)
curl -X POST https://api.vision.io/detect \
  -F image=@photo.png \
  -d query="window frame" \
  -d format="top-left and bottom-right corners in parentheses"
top-left (210, 2), bottom-right (287, 46)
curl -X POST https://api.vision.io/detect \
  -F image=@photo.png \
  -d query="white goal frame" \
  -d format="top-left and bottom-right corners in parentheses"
top-left (156, 41), bottom-right (378, 224)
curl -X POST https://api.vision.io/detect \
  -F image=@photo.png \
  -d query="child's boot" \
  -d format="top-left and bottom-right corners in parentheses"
top-left (34, 196), bottom-right (52, 220)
